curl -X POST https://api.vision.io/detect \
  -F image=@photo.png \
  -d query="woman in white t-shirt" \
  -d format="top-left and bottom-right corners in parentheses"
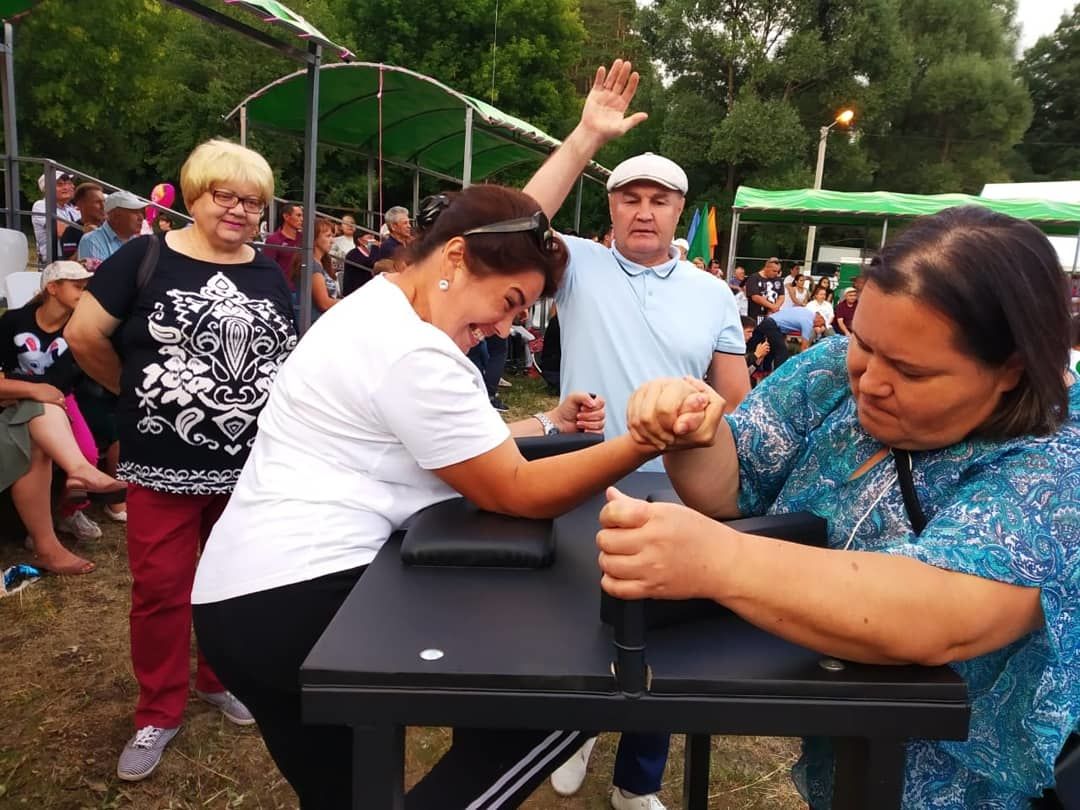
top-left (191, 185), bottom-right (690, 809)
top-left (805, 285), bottom-right (835, 326)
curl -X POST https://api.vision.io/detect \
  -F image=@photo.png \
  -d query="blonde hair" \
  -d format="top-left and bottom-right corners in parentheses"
top-left (179, 139), bottom-right (274, 209)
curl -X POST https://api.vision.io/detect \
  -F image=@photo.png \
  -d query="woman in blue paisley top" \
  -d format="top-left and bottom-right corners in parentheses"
top-left (599, 206), bottom-right (1079, 808)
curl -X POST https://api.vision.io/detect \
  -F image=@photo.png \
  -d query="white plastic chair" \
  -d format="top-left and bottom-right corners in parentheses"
top-left (0, 228), bottom-right (28, 287)
top-left (5, 271), bottom-right (42, 308)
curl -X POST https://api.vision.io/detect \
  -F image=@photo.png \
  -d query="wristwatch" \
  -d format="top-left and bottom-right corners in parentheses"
top-left (533, 412), bottom-right (560, 436)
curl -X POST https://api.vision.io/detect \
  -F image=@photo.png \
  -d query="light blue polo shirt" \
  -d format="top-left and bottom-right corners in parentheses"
top-left (77, 221), bottom-right (126, 262)
top-left (769, 306), bottom-right (816, 341)
top-left (555, 236), bottom-right (745, 472)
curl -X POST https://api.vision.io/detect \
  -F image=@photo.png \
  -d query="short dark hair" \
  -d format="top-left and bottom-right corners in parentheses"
top-left (406, 185), bottom-right (567, 298)
top-left (740, 316), bottom-right (756, 330)
top-left (73, 182), bottom-right (102, 204)
top-left (864, 205), bottom-right (1069, 438)
top-left (280, 203), bottom-right (302, 225)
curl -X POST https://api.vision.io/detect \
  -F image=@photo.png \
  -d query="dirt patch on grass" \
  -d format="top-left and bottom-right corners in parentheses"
top-left (0, 372), bottom-right (802, 809)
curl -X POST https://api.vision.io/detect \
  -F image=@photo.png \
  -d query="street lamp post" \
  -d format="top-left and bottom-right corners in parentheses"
top-left (803, 108), bottom-right (854, 273)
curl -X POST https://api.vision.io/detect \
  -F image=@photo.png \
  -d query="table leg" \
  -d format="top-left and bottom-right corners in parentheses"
top-left (832, 737), bottom-right (905, 810)
top-left (352, 724), bottom-right (404, 810)
top-left (682, 734), bottom-right (711, 810)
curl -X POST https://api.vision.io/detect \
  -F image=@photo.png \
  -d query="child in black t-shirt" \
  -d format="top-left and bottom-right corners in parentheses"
top-left (0, 261), bottom-right (124, 574)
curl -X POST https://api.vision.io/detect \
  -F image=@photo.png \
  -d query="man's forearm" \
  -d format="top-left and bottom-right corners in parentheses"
top-left (523, 125), bottom-right (607, 220)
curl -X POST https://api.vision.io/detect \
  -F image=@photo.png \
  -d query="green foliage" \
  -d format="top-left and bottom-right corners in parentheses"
top-left (871, 0), bottom-right (1032, 192)
top-left (1017, 3), bottom-right (1080, 180)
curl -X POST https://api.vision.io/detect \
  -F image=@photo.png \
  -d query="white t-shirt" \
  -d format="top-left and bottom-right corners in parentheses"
top-left (192, 274), bottom-right (511, 604)
top-left (806, 298), bottom-right (834, 325)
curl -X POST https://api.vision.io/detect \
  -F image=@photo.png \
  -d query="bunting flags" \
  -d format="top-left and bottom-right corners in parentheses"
top-left (689, 205), bottom-right (712, 262)
top-left (685, 207), bottom-right (702, 248)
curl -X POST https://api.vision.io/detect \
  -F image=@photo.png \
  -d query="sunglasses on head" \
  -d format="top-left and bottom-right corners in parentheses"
top-left (463, 210), bottom-right (556, 253)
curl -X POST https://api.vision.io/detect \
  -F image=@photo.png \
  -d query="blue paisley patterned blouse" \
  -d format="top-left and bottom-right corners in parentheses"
top-left (725, 337), bottom-right (1080, 809)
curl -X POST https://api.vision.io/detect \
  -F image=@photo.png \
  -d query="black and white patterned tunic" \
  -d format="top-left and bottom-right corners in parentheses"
top-left (89, 234), bottom-right (297, 495)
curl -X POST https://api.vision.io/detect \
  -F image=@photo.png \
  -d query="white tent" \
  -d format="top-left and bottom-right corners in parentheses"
top-left (981, 181), bottom-right (1080, 271)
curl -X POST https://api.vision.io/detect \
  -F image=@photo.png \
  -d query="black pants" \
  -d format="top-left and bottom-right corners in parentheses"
top-left (193, 568), bottom-right (585, 810)
top-left (748, 316), bottom-right (790, 372)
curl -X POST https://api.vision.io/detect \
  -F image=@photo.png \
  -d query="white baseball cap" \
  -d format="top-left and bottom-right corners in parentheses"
top-left (105, 190), bottom-right (145, 213)
top-left (672, 238), bottom-right (689, 251)
top-left (606, 152), bottom-right (688, 195)
top-left (41, 260), bottom-right (94, 286)
top-left (37, 172), bottom-right (75, 192)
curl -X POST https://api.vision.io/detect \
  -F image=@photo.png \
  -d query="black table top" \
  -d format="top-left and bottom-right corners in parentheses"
top-left (303, 473), bottom-right (967, 711)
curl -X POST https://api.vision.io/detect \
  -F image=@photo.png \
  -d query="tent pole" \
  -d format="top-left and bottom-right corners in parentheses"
top-left (573, 176), bottom-right (583, 232)
top-left (462, 106), bottom-right (473, 189)
top-left (1, 23), bottom-right (19, 231)
top-left (880, 218), bottom-right (888, 250)
top-left (298, 42), bottom-right (322, 335)
top-left (366, 156), bottom-right (375, 229)
top-left (1072, 228), bottom-right (1079, 274)
top-left (725, 211), bottom-right (740, 280)
top-left (412, 170), bottom-right (420, 215)
top-left (43, 161), bottom-right (56, 264)
top-left (239, 105), bottom-right (248, 147)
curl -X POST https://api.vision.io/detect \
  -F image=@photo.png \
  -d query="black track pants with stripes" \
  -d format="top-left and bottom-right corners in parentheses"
top-left (194, 566), bottom-right (588, 810)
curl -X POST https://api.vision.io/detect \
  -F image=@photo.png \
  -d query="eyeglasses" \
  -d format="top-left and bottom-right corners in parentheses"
top-left (209, 188), bottom-right (265, 215)
top-left (463, 210), bottom-right (556, 252)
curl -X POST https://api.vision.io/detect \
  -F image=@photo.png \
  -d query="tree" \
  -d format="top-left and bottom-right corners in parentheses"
top-left (638, 0), bottom-right (909, 257)
top-left (1017, 3), bottom-right (1080, 180)
top-left (869, 0), bottom-right (1032, 193)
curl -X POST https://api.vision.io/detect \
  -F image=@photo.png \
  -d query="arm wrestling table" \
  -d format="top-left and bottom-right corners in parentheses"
top-left (301, 471), bottom-right (970, 809)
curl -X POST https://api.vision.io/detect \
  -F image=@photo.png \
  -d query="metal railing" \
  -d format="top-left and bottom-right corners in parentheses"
top-left (6, 157), bottom-right (193, 266)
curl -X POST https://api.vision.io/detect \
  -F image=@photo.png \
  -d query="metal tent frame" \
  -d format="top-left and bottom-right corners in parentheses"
top-left (226, 62), bottom-right (609, 233)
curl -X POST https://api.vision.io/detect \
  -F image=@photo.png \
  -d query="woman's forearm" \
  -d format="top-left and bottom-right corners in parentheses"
top-left (65, 332), bottom-right (122, 394)
top-left (714, 532), bottom-right (1042, 666)
top-left (509, 433), bottom-right (655, 518)
top-left (663, 418), bottom-right (740, 518)
top-left (509, 416), bottom-right (545, 437)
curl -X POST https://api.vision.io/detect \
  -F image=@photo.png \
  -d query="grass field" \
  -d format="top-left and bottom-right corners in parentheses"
top-left (0, 372), bottom-right (803, 809)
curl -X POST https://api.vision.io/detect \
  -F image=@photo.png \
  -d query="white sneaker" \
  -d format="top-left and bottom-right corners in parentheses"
top-left (498, 376), bottom-right (512, 388)
top-left (550, 736), bottom-right (597, 796)
top-left (117, 725), bottom-right (180, 781)
top-left (610, 787), bottom-right (667, 810)
top-left (56, 510), bottom-right (103, 541)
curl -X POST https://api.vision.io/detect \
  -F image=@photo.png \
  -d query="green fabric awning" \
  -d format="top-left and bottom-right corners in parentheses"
top-left (228, 62), bottom-right (609, 184)
top-left (0, 0), bottom-right (37, 20)
top-left (222, 0), bottom-right (353, 59)
top-left (732, 187), bottom-right (1080, 236)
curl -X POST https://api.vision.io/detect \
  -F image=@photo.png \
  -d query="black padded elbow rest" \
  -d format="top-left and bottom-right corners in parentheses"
top-left (401, 498), bottom-right (555, 569)
top-left (515, 432), bottom-right (603, 460)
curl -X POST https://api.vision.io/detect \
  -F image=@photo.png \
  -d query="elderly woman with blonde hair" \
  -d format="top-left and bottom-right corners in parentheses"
top-left (66, 139), bottom-right (297, 782)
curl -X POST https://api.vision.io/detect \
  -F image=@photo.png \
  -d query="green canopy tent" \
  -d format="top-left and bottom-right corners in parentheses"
top-left (727, 187), bottom-right (1080, 275)
top-left (226, 62), bottom-right (609, 229)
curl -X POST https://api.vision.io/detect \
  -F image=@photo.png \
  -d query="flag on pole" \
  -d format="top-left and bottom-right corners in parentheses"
top-left (707, 206), bottom-right (718, 258)
top-left (689, 203), bottom-right (712, 262)
top-left (685, 207), bottom-right (702, 248)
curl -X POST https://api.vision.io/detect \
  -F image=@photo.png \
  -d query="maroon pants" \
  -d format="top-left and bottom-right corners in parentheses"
top-left (127, 483), bottom-right (228, 729)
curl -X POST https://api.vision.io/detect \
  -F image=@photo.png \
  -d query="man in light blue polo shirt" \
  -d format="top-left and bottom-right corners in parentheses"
top-left (523, 58), bottom-right (749, 810)
top-left (78, 191), bottom-right (145, 263)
